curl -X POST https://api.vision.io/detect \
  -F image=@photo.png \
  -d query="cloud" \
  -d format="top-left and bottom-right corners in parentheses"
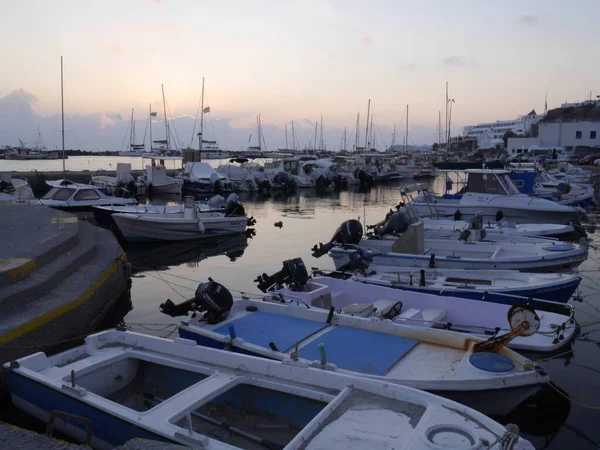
top-left (515, 14), bottom-right (539, 26)
top-left (102, 43), bottom-right (123, 55)
top-left (442, 56), bottom-right (468, 66)
top-left (152, 0), bottom-right (161, 4)
top-left (360, 36), bottom-right (374, 46)
top-left (106, 112), bottom-right (124, 121)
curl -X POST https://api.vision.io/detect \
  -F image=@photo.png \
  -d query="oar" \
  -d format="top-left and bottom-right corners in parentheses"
top-left (143, 393), bottom-right (285, 450)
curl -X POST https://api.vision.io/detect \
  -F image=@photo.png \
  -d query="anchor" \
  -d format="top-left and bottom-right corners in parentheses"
top-left (473, 305), bottom-right (541, 353)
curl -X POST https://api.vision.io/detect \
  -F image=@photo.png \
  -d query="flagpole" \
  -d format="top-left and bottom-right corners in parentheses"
top-left (60, 56), bottom-right (66, 180)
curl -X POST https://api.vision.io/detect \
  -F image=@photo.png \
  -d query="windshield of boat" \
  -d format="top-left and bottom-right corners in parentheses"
top-left (466, 173), bottom-right (520, 195)
top-left (42, 187), bottom-right (59, 199)
top-left (43, 187), bottom-right (75, 200)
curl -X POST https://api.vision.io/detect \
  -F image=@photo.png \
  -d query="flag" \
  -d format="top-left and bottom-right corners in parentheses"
top-left (203, 106), bottom-right (211, 113)
top-left (150, 112), bottom-right (157, 117)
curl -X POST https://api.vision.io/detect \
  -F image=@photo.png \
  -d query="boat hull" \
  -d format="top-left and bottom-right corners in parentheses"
top-left (178, 327), bottom-right (543, 416)
top-left (113, 214), bottom-right (247, 242)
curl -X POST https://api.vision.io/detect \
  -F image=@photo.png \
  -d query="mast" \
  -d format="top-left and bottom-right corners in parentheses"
top-left (391, 124), bottom-right (396, 148)
top-left (343, 127), bottom-right (347, 151)
top-left (355, 112), bottom-right (360, 153)
top-left (319, 115), bottom-right (323, 150)
top-left (438, 111), bottom-right (442, 147)
top-left (149, 103), bottom-right (153, 153)
top-left (405, 104), bottom-right (409, 152)
top-left (285, 123), bottom-right (288, 149)
top-left (445, 82), bottom-right (448, 147)
top-left (60, 56), bottom-right (65, 179)
top-left (369, 113), bottom-right (374, 151)
top-left (364, 99), bottom-right (370, 152)
top-left (130, 108), bottom-right (134, 149)
top-left (161, 84), bottom-right (169, 151)
top-left (313, 121), bottom-right (318, 151)
top-left (291, 121), bottom-right (297, 151)
top-left (199, 77), bottom-right (205, 152)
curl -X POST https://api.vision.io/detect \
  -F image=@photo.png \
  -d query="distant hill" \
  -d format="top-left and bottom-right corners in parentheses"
top-left (542, 103), bottom-right (600, 123)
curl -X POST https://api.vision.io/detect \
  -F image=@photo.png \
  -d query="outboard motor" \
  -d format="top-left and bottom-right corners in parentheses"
top-left (223, 193), bottom-right (246, 217)
top-left (354, 168), bottom-right (374, 187)
top-left (160, 279), bottom-right (233, 324)
top-left (315, 174), bottom-right (331, 192)
top-left (207, 194), bottom-right (225, 209)
top-left (570, 220), bottom-right (588, 240)
top-left (336, 248), bottom-right (373, 273)
top-left (333, 174), bottom-right (348, 190)
top-left (311, 219), bottom-right (363, 258)
top-left (255, 258), bottom-right (310, 293)
top-left (372, 211), bottom-right (410, 237)
top-left (273, 172), bottom-right (296, 192)
top-left (210, 173), bottom-right (223, 193)
top-left (254, 172), bottom-right (272, 194)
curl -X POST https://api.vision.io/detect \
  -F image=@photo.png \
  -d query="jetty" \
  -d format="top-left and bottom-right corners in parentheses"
top-left (0, 203), bottom-right (130, 365)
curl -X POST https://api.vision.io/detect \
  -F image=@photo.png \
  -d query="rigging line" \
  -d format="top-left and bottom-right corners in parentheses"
top-left (141, 111), bottom-right (149, 145)
top-left (534, 338), bottom-right (600, 364)
top-left (544, 381), bottom-right (600, 410)
top-left (119, 119), bottom-right (131, 152)
top-left (165, 100), bottom-right (182, 150)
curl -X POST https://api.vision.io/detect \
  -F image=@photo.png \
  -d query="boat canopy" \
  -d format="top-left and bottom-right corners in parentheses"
top-left (465, 171), bottom-right (521, 196)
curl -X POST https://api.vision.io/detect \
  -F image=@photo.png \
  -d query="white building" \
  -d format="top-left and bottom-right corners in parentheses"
top-left (507, 121), bottom-right (600, 155)
top-left (463, 110), bottom-right (543, 149)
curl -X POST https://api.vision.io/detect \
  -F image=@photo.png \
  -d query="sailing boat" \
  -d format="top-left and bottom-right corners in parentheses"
top-left (118, 109), bottom-right (147, 156)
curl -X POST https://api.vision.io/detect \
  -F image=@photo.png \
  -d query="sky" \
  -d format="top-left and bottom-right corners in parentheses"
top-left (0, 0), bottom-right (599, 151)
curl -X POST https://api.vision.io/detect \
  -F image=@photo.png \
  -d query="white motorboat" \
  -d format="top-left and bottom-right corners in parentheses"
top-left (181, 161), bottom-right (234, 194)
top-left (4, 329), bottom-right (534, 449)
top-left (263, 158), bottom-right (312, 189)
top-left (318, 218), bottom-right (587, 272)
top-left (411, 169), bottom-right (586, 224)
top-left (90, 163), bottom-right (145, 196)
top-left (137, 157), bottom-right (183, 195)
top-left (249, 263), bottom-right (576, 352)
top-left (395, 154), bottom-right (436, 178)
top-left (168, 279), bottom-right (549, 416)
top-left (40, 180), bottom-right (137, 212)
top-left (112, 196), bottom-right (249, 242)
top-left (216, 162), bottom-right (259, 192)
top-left (92, 193), bottom-right (232, 227)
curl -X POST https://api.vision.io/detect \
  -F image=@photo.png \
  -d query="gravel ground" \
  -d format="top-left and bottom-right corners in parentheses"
top-left (0, 422), bottom-right (82, 450)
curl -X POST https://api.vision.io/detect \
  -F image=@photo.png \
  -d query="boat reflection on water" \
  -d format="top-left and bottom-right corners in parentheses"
top-left (125, 230), bottom-right (253, 273)
top-left (496, 382), bottom-right (571, 447)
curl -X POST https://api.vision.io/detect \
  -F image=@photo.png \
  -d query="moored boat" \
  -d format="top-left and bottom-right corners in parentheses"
top-left (4, 329), bottom-right (534, 449)
top-left (167, 279), bottom-right (550, 416)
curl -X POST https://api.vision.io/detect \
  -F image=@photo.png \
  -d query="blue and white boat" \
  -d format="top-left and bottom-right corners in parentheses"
top-left (4, 329), bottom-right (535, 450)
top-left (168, 279), bottom-right (550, 416)
top-left (351, 266), bottom-right (580, 304)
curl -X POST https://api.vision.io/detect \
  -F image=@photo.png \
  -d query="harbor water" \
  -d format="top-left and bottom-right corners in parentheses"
top-left (3, 156), bottom-right (600, 449)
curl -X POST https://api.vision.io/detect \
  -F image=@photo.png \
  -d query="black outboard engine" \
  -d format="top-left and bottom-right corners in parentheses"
top-left (273, 172), bottom-right (296, 192)
top-left (354, 168), bottom-right (374, 187)
top-left (372, 211), bottom-right (409, 237)
top-left (315, 174), bottom-right (331, 191)
top-left (223, 193), bottom-right (245, 217)
top-left (333, 174), bottom-right (348, 190)
top-left (159, 279), bottom-right (233, 324)
top-left (255, 258), bottom-right (310, 292)
top-left (258, 178), bottom-right (272, 194)
top-left (336, 248), bottom-right (373, 273)
top-left (311, 219), bottom-right (363, 258)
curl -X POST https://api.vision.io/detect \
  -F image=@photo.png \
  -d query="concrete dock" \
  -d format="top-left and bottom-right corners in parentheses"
top-left (0, 203), bottom-right (131, 365)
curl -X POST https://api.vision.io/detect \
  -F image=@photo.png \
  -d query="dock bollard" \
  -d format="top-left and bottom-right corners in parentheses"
top-left (228, 324), bottom-right (236, 340)
top-left (318, 343), bottom-right (326, 366)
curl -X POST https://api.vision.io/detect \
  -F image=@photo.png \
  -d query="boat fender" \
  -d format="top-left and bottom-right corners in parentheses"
top-left (198, 219), bottom-right (205, 233)
top-left (319, 343), bottom-right (327, 366)
top-left (246, 305), bottom-right (258, 312)
top-left (496, 209), bottom-right (504, 222)
top-left (453, 209), bottom-right (461, 221)
top-left (326, 306), bottom-right (335, 324)
top-left (428, 253), bottom-right (436, 268)
top-left (419, 269), bottom-right (426, 287)
top-left (228, 324), bottom-right (236, 340)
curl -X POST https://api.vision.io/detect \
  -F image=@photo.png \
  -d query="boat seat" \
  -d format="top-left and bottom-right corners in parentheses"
top-left (393, 308), bottom-right (448, 328)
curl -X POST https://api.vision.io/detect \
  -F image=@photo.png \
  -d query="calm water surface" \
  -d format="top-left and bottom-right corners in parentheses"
top-left (4, 156), bottom-right (600, 449)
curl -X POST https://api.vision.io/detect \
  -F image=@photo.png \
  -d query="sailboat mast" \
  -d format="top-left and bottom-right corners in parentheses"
top-left (364, 99), bottom-right (371, 152)
top-left (343, 127), bottom-right (347, 151)
top-left (405, 104), bottom-right (409, 152)
top-left (60, 56), bottom-right (65, 178)
top-left (291, 121), bottom-right (296, 151)
top-left (130, 108), bottom-right (134, 149)
top-left (161, 84), bottom-right (169, 151)
top-left (313, 121), bottom-right (318, 151)
top-left (319, 115), bottom-right (323, 150)
top-left (285, 123), bottom-right (288, 149)
top-left (438, 111), bottom-right (442, 147)
top-left (149, 103), bottom-right (153, 152)
top-left (355, 112), bottom-right (360, 153)
top-left (445, 82), bottom-right (448, 147)
top-left (392, 124), bottom-right (396, 148)
top-left (369, 113), bottom-right (374, 151)
top-left (199, 77), bottom-right (205, 151)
